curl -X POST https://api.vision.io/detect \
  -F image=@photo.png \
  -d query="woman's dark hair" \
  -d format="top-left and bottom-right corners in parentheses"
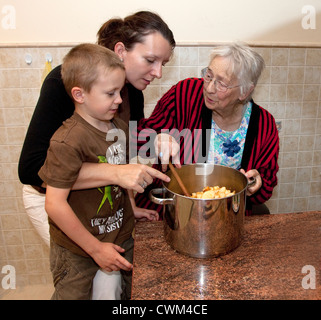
top-left (97, 11), bottom-right (176, 51)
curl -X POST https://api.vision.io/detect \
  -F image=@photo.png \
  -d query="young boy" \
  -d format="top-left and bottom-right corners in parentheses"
top-left (39, 43), bottom-right (134, 300)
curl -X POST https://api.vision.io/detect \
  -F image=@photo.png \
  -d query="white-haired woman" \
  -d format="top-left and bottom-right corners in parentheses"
top-left (135, 42), bottom-right (279, 216)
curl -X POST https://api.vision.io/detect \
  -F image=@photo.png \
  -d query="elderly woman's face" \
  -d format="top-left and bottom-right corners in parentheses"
top-left (203, 56), bottom-right (243, 112)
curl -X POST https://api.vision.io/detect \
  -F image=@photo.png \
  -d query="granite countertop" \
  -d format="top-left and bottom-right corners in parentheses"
top-left (131, 211), bottom-right (321, 300)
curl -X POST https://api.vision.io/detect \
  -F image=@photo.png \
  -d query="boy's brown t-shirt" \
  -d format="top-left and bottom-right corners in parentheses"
top-left (39, 112), bottom-right (134, 257)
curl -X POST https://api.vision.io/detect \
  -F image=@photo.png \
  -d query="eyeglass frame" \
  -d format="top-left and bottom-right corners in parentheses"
top-left (201, 67), bottom-right (240, 93)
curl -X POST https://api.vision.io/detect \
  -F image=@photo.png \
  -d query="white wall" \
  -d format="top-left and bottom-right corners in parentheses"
top-left (1, 0), bottom-right (321, 46)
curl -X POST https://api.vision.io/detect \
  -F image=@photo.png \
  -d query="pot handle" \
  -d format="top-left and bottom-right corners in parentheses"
top-left (247, 176), bottom-right (256, 188)
top-left (149, 188), bottom-right (174, 205)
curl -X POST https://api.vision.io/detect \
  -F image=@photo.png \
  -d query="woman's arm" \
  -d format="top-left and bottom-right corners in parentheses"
top-left (18, 66), bottom-right (74, 187)
top-left (244, 105), bottom-right (279, 204)
top-left (72, 162), bottom-right (170, 193)
top-left (134, 78), bottom-right (204, 169)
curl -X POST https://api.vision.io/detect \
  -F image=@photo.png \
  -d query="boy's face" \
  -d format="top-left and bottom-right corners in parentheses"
top-left (81, 67), bottom-right (125, 122)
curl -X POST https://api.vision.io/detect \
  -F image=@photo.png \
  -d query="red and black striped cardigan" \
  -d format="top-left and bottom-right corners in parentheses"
top-left (134, 78), bottom-right (279, 216)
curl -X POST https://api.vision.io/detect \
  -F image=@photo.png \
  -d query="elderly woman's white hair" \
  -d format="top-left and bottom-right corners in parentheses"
top-left (210, 42), bottom-right (265, 103)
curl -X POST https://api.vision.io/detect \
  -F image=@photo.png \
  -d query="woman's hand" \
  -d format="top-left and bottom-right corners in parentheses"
top-left (115, 164), bottom-right (170, 193)
top-left (154, 133), bottom-right (181, 172)
top-left (240, 169), bottom-right (262, 196)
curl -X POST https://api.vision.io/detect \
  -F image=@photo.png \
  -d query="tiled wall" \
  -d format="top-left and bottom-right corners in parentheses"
top-left (0, 45), bottom-right (320, 289)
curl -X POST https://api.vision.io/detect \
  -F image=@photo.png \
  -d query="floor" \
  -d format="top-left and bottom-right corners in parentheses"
top-left (0, 284), bottom-right (54, 300)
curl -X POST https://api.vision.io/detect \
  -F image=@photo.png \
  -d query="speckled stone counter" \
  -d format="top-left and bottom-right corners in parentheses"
top-left (132, 211), bottom-right (321, 300)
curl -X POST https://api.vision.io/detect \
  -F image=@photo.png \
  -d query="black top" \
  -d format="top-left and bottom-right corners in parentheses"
top-left (18, 65), bottom-right (145, 187)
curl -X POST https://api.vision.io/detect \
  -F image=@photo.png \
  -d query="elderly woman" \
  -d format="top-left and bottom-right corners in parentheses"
top-left (135, 42), bottom-right (279, 216)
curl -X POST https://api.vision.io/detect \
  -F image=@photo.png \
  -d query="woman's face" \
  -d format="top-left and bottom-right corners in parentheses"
top-left (203, 56), bottom-right (243, 113)
top-left (121, 32), bottom-right (173, 90)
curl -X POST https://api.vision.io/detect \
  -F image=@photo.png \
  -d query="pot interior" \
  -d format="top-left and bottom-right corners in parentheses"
top-left (163, 163), bottom-right (247, 198)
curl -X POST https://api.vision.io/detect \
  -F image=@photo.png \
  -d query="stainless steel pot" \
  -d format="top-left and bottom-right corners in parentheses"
top-left (150, 164), bottom-right (248, 258)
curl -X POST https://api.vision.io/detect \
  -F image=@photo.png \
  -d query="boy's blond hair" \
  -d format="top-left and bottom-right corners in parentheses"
top-left (61, 43), bottom-right (125, 98)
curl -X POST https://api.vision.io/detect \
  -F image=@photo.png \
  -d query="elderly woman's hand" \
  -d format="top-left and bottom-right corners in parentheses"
top-left (240, 169), bottom-right (262, 196)
top-left (154, 133), bottom-right (181, 172)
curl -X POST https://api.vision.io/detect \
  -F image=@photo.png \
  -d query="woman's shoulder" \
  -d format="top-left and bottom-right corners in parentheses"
top-left (43, 65), bottom-right (63, 82)
top-left (171, 77), bottom-right (204, 95)
top-left (40, 65), bottom-right (66, 96)
top-left (251, 101), bottom-right (278, 135)
top-left (177, 77), bottom-right (203, 86)
top-left (251, 101), bottom-right (276, 120)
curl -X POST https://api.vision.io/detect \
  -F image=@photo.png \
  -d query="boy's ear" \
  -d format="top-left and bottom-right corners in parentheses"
top-left (114, 42), bottom-right (126, 61)
top-left (71, 87), bottom-right (84, 103)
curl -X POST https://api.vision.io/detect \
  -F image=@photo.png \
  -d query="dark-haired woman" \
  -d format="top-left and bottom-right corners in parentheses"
top-left (18, 11), bottom-right (175, 300)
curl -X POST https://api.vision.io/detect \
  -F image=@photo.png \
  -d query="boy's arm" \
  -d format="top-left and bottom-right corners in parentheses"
top-left (45, 185), bottom-right (132, 272)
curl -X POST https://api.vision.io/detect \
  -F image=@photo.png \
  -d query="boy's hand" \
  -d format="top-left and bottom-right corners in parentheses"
top-left (92, 242), bottom-right (133, 272)
top-left (133, 206), bottom-right (159, 221)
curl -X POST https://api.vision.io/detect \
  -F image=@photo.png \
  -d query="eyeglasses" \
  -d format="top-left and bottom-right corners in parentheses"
top-left (201, 67), bottom-right (240, 93)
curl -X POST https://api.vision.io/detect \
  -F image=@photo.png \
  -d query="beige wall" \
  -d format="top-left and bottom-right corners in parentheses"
top-left (0, 0), bottom-right (321, 46)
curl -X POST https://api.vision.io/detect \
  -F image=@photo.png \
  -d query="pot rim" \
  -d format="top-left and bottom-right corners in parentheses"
top-left (162, 163), bottom-right (248, 200)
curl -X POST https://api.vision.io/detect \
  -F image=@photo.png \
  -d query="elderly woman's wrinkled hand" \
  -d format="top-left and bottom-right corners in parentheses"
top-left (154, 133), bottom-right (181, 172)
top-left (240, 168), bottom-right (262, 196)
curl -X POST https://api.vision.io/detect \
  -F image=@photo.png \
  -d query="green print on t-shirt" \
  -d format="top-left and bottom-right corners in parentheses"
top-left (96, 155), bottom-right (113, 214)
